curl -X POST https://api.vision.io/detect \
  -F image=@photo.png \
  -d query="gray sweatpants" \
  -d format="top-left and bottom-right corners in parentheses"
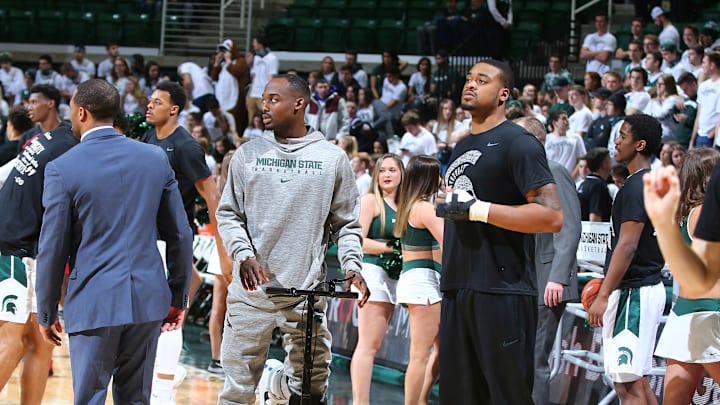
top-left (218, 298), bottom-right (332, 405)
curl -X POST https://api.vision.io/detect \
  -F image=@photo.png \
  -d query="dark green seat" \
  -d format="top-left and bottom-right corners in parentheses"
top-left (348, 19), bottom-right (377, 53)
top-left (405, 0), bottom-right (437, 21)
top-left (96, 13), bottom-right (123, 46)
top-left (0, 10), bottom-right (7, 41)
top-left (123, 13), bottom-right (153, 46)
top-left (319, 19), bottom-right (350, 52)
top-left (346, 1), bottom-right (377, 19)
top-left (286, 0), bottom-right (317, 18)
top-left (291, 17), bottom-right (322, 51)
top-left (8, 10), bottom-right (36, 42)
top-left (66, 11), bottom-right (95, 45)
top-left (516, 20), bottom-right (542, 34)
top-left (265, 17), bottom-right (295, 50)
top-left (316, 0), bottom-right (346, 18)
top-left (83, 2), bottom-right (116, 14)
top-left (377, 0), bottom-right (407, 21)
top-left (37, 10), bottom-right (65, 44)
top-left (376, 19), bottom-right (405, 54)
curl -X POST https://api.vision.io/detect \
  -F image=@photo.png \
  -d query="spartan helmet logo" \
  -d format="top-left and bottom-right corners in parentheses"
top-left (2, 295), bottom-right (17, 315)
top-left (444, 150), bottom-right (482, 194)
top-left (617, 346), bottom-right (634, 366)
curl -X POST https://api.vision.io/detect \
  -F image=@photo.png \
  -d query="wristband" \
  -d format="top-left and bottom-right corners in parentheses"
top-left (469, 200), bottom-right (491, 223)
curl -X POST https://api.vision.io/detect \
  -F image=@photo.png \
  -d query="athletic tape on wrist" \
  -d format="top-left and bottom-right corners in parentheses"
top-left (469, 200), bottom-right (491, 223)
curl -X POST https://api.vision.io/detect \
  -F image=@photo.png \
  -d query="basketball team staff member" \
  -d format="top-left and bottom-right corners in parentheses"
top-left (435, 59), bottom-right (563, 404)
top-left (216, 74), bottom-right (369, 405)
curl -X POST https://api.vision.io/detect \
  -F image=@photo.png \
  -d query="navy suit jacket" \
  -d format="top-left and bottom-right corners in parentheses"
top-left (36, 128), bottom-right (193, 333)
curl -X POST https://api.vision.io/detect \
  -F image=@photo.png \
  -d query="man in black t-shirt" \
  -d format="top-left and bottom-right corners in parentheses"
top-left (587, 114), bottom-right (665, 404)
top-left (142, 81), bottom-right (233, 399)
top-left (0, 125), bottom-right (77, 401)
top-left (577, 147), bottom-right (613, 221)
top-left (435, 60), bottom-right (563, 404)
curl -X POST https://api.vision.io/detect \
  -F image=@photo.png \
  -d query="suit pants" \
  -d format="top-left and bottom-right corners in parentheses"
top-left (68, 320), bottom-right (162, 405)
top-left (532, 304), bottom-right (566, 405)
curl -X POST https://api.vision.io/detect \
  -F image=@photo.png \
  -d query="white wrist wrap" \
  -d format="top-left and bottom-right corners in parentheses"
top-left (469, 200), bottom-right (491, 223)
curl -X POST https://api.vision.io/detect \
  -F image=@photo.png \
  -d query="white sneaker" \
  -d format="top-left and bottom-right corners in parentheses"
top-left (150, 389), bottom-right (176, 405)
top-left (173, 365), bottom-right (187, 388)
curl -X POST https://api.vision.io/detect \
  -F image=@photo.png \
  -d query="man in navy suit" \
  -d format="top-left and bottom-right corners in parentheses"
top-left (35, 79), bottom-right (193, 405)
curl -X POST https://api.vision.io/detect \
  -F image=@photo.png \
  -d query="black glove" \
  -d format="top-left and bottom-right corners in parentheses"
top-left (435, 191), bottom-right (477, 220)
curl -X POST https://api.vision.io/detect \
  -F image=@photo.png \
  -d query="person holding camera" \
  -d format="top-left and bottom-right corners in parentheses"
top-left (210, 39), bottom-right (250, 132)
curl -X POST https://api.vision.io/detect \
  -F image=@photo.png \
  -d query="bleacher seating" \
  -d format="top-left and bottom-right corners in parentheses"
top-left (0, 0), bottom-right (161, 47)
top-left (265, 0), bottom-right (579, 59)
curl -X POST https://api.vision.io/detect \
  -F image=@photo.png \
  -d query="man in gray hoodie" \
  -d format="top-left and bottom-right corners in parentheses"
top-left (216, 74), bottom-right (369, 405)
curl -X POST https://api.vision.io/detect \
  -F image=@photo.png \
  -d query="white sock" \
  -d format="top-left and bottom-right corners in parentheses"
top-left (153, 375), bottom-right (174, 394)
top-left (155, 328), bottom-right (183, 376)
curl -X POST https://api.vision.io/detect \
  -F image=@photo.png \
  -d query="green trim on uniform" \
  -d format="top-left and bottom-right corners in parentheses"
top-left (0, 254), bottom-right (27, 287)
top-left (673, 296), bottom-right (720, 316)
top-left (612, 288), bottom-right (641, 338)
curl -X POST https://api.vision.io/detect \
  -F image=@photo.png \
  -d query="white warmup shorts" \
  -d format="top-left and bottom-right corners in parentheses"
top-left (396, 267), bottom-right (442, 306)
top-left (655, 297), bottom-right (720, 363)
top-left (0, 255), bottom-right (33, 323)
top-left (602, 282), bottom-right (665, 383)
top-left (351, 262), bottom-right (398, 305)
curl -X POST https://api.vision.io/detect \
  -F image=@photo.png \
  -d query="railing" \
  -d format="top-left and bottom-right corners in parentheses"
top-left (160, 0), bottom-right (254, 56)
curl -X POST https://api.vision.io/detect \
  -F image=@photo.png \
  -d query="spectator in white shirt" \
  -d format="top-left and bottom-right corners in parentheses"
top-left (650, 6), bottom-right (680, 49)
top-left (351, 152), bottom-right (373, 195)
top-left (70, 45), bottom-right (96, 78)
top-left (399, 111), bottom-right (437, 166)
top-left (56, 62), bottom-right (90, 105)
top-left (203, 96), bottom-right (237, 142)
top-left (660, 42), bottom-right (686, 81)
top-left (680, 25), bottom-right (701, 72)
top-left (580, 13), bottom-right (617, 75)
top-left (545, 110), bottom-right (587, 173)
top-left (625, 67), bottom-right (651, 114)
top-left (568, 85), bottom-right (594, 138)
top-left (178, 61), bottom-right (215, 115)
top-left (0, 52), bottom-right (25, 106)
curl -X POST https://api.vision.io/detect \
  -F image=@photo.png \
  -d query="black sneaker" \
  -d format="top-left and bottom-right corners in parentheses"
top-left (207, 359), bottom-right (224, 375)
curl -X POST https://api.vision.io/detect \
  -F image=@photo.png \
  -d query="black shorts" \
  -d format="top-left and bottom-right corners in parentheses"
top-left (439, 289), bottom-right (537, 405)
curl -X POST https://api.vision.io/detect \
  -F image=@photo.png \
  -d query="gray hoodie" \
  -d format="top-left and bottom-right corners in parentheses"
top-left (216, 128), bottom-right (363, 309)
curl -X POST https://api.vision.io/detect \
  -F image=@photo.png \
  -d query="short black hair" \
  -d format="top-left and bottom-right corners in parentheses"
top-left (155, 81), bottom-right (187, 110)
top-left (623, 114), bottom-right (662, 158)
top-left (707, 53), bottom-right (720, 69)
top-left (29, 84), bottom-right (61, 111)
top-left (253, 33), bottom-right (268, 47)
top-left (549, 109), bottom-right (568, 124)
top-left (106, 41), bottom-right (118, 49)
top-left (586, 147), bottom-right (610, 172)
top-left (73, 79), bottom-right (120, 121)
top-left (38, 54), bottom-right (53, 64)
top-left (677, 71), bottom-right (698, 85)
top-left (611, 163), bottom-right (629, 178)
top-left (480, 59), bottom-right (514, 90)
top-left (274, 73), bottom-right (310, 101)
top-left (629, 66), bottom-right (648, 84)
top-left (7, 105), bottom-right (34, 134)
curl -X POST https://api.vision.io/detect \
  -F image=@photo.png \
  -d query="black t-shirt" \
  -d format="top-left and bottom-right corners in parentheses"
top-left (695, 164), bottom-right (720, 241)
top-left (577, 174), bottom-right (612, 221)
top-left (441, 120), bottom-right (555, 295)
top-left (0, 125), bottom-right (78, 257)
top-left (141, 126), bottom-right (211, 232)
top-left (604, 168), bottom-right (663, 288)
